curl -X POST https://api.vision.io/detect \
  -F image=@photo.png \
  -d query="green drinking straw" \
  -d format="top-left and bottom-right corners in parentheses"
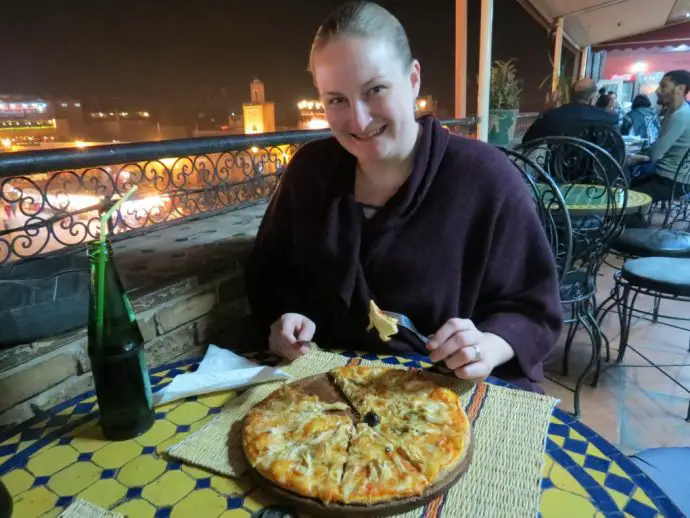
top-left (95, 185), bottom-right (138, 343)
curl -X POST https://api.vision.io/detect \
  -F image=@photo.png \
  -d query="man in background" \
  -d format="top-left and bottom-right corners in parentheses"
top-left (522, 78), bottom-right (619, 143)
top-left (631, 70), bottom-right (690, 202)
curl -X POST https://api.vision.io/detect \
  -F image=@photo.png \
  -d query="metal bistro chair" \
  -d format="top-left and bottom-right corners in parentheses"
top-left (515, 137), bottom-right (628, 416)
top-left (562, 123), bottom-right (627, 169)
top-left (600, 149), bottom-right (690, 356)
top-left (596, 256), bottom-right (690, 422)
top-left (499, 147), bottom-right (583, 412)
top-left (611, 148), bottom-right (690, 263)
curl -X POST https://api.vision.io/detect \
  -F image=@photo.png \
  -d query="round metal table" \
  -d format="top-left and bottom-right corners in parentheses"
top-left (537, 183), bottom-right (653, 217)
top-left (0, 350), bottom-right (683, 517)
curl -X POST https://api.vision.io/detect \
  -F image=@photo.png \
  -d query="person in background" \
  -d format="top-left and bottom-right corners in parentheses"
top-left (608, 91), bottom-right (625, 122)
top-left (522, 78), bottom-right (619, 142)
top-left (246, 1), bottom-right (562, 392)
top-left (595, 94), bottom-right (614, 111)
top-left (621, 94), bottom-right (660, 144)
top-left (630, 70), bottom-right (690, 203)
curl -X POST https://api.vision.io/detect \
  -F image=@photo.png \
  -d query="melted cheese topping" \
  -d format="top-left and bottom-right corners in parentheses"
top-left (244, 367), bottom-right (471, 506)
top-left (366, 300), bottom-right (399, 342)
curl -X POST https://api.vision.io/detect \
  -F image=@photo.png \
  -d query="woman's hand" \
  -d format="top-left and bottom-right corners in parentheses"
top-left (269, 313), bottom-right (316, 360)
top-left (426, 318), bottom-right (515, 381)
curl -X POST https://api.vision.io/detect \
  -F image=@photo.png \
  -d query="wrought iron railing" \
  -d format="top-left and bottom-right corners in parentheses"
top-left (0, 117), bottom-right (486, 266)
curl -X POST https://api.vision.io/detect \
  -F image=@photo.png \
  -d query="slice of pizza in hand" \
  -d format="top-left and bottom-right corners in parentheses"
top-left (340, 423), bottom-right (429, 504)
top-left (367, 300), bottom-right (399, 342)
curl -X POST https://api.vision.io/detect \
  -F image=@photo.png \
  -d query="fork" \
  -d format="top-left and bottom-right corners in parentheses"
top-left (379, 310), bottom-right (430, 345)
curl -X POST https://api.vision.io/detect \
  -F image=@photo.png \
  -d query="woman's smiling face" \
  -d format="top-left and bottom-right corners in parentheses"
top-left (311, 35), bottom-right (421, 164)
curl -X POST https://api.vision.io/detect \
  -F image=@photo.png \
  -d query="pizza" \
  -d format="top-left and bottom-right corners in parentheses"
top-left (242, 365), bottom-right (471, 506)
top-left (367, 300), bottom-right (399, 342)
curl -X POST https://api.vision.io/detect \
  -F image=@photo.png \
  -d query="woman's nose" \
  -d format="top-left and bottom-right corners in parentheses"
top-left (351, 101), bottom-right (373, 133)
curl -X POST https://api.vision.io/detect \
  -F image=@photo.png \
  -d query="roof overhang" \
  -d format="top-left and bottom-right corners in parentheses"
top-left (520, 0), bottom-right (688, 48)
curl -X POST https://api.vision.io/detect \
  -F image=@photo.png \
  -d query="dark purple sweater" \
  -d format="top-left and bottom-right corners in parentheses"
top-left (245, 116), bottom-right (563, 391)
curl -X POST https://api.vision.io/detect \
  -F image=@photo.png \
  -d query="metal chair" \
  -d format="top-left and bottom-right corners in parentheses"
top-left (562, 123), bottom-right (627, 168)
top-left (647, 148), bottom-right (690, 230)
top-left (515, 136), bottom-right (628, 416)
top-left (500, 146), bottom-right (598, 413)
top-left (601, 149), bottom-right (690, 368)
top-left (612, 149), bottom-right (690, 262)
top-left (500, 147), bottom-right (573, 282)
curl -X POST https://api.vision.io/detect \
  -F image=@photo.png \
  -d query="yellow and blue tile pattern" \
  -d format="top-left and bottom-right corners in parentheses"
top-left (0, 350), bottom-right (684, 517)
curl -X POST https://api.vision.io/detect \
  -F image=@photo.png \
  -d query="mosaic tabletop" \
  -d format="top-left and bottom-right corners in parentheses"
top-left (537, 183), bottom-right (653, 216)
top-left (0, 350), bottom-right (683, 518)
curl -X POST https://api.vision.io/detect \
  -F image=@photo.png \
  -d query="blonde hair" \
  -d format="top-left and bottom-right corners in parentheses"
top-left (308, 1), bottom-right (413, 72)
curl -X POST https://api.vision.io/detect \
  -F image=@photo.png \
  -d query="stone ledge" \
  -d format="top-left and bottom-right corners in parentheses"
top-left (0, 206), bottom-right (265, 429)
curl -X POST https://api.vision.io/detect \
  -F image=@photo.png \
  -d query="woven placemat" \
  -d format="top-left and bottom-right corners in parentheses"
top-left (58, 499), bottom-right (125, 518)
top-left (168, 348), bottom-right (556, 518)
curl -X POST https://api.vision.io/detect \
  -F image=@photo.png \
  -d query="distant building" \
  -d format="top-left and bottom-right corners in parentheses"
top-left (0, 95), bottom-right (83, 145)
top-left (86, 109), bottom-right (188, 142)
top-left (297, 100), bottom-right (329, 130)
top-left (242, 80), bottom-right (275, 134)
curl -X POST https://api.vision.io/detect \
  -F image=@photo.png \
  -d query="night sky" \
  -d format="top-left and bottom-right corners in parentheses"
top-left (0, 0), bottom-right (572, 124)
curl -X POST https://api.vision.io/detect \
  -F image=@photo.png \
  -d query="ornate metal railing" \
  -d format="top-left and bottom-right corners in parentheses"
top-left (0, 117), bottom-right (483, 266)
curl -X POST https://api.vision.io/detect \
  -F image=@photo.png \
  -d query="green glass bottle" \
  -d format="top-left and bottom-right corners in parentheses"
top-left (87, 241), bottom-right (154, 440)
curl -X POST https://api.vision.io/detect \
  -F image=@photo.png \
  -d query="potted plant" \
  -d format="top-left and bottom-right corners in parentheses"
top-left (541, 65), bottom-right (573, 110)
top-left (488, 59), bottom-right (522, 146)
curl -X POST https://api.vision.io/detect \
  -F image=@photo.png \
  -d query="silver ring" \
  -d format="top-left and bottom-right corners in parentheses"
top-left (472, 344), bottom-right (482, 363)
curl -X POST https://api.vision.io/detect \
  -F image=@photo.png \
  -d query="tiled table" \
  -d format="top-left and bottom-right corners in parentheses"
top-left (0, 351), bottom-right (684, 517)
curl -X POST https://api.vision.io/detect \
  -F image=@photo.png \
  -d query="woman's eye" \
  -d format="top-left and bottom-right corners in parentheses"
top-left (370, 85), bottom-right (386, 95)
top-left (328, 97), bottom-right (346, 106)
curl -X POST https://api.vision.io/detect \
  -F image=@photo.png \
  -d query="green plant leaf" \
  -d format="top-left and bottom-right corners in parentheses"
top-left (490, 59), bottom-right (522, 110)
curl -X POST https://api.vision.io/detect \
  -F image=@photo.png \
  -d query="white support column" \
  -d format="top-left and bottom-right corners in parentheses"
top-left (579, 46), bottom-right (590, 79)
top-left (454, 0), bottom-right (468, 119)
top-left (477, 0), bottom-right (494, 142)
top-left (551, 17), bottom-right (564, 92)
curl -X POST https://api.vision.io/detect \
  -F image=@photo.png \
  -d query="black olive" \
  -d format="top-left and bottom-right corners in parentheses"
top-left (364, 411), bottom-right (380, 427)
top-left (385, 446), bottom-right (392, 453)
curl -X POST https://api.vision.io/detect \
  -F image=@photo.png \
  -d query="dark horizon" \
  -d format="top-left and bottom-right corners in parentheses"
top-left (0, 0), bottom-right (572, 124)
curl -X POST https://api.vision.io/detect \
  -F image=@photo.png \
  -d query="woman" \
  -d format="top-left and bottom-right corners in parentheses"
top-left (621, 94), bottom-right (660, 144)
top-left (245, 1), bottom-right (562, 391)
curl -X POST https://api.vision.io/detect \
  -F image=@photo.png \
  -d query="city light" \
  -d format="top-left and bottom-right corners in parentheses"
top-left (297, 100), bottom-right (324, 111)
top-left (419, 99), bottom-right (428, 109)
top-left (631, 61), bottom-right (647, 73)
top-left (250, 146), bottom-right (259, 153)
top-left (1, 139), bottom-right (11, 148)
top-left (305, 119), bottom-right (329, 129)
top-left (74, 141), bottom-right (87, 149)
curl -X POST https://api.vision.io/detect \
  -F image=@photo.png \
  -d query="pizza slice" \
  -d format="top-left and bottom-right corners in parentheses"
top-left (340, 423), bottom-right (429, 504)
top-left (330, 366), bottom-right (437, 418)
top-left (259, 419), bottom-right (355, 503)
top-left (378, 386), bottom-right (471, 481)
top-left (367, 300), bottom-right (399, 342)
top-left (243, 385), bottom-right (351, 473)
